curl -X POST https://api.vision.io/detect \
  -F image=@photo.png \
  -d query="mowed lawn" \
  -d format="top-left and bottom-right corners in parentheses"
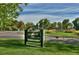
top-left (0, 38), bottom-right (79, 55)
top-left (46, 31), bottom-right (79, 38)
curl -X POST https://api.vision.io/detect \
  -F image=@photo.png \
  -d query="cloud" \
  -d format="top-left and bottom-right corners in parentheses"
top-left (17, 14), bottom-right (79, 24)
top-left (20, 4), bottom-right (79, 18)
top-left (17, 3), bottom-right (79, 24)
top-left (17, 14), bottom-right (62, 24)
top-left (20, 6), bottom-right (79, 15)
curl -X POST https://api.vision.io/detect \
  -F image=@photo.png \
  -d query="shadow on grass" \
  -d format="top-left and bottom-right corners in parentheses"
top-left (0, 38), bottom-right (79, 49)
top-left (0, 38), bottom-right (79, 55)
top-left (45, 39), bottom-right (79, 51)
top-left (0, 39), bottom-right (41, 48)
top-left (0, 39), bottom-right (27, 48)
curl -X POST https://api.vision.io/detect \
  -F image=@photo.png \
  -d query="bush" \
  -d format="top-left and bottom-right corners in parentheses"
top-left (45, 30), bottom-right (51, 34)
top-left (64, 30), bottom-right (74, 33)
top-left (45, 29), bottom-right (56, 34)
top-left (74, 31), bottom-right (79, 35)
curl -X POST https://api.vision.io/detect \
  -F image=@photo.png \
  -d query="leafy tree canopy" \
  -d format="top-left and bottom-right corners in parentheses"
top-left (62, 19), bottom-right (69, 30)
top-left (0, 3), bottom-right (27, 31)
top-left (0, 3), bottom-right (27, 20)
top-left (73, 18), bottom-right (79, 30)
top-left (37, 18), bottom-right (50, 29)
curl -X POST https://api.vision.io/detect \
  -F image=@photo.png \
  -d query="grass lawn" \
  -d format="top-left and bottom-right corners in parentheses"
top-left (0, 38), bottom-right (79, 55)
top-left (46, 31), bottom-right (79, 38)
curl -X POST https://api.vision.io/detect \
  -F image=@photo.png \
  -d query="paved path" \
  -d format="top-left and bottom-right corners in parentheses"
top-left (0, 31), bottom-right (24, 39)
top-left (45, 36), bottom-right (79, 45)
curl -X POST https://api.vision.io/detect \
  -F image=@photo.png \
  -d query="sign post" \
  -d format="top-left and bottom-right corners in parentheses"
top-left (24, 29), bottom-right (28, 45)
top-left (40, 29), bottom-right (45, 47)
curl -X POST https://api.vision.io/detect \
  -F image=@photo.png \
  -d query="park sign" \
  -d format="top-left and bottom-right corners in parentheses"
top-left (24, 29), bottom-right (45, 47)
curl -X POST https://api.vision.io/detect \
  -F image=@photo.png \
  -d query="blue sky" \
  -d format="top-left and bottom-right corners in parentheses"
top-left (17, 3), bottom-right (79, 24)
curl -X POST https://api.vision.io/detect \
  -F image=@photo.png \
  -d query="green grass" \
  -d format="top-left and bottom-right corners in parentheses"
top-left (46, 31), bottom-right (79, 38)
top-left (46, 31), bottom-right (74, 36)
top-left (0, 38), bottom-right (79, 54)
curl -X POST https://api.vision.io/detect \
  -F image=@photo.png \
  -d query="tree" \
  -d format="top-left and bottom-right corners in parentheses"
top-left (57, 22), bottom-right (62, 31)
top-left (72, 18), bottom-right (79, 30)
top-left (17, 21), bottom-right (25, 31)
top-left (25, 22), bottom-right (35, 30)
top-left (50, 22), bottom-right (57, 29)
top-left (67, 23), bottom-right (73, 29)
top-left (0, 3), bottom-right (27, 31)
top-left (37, 18), bottom-right (50, 29)
top-left (10, 20), bottom-right (19, 31)
top-left (2, 19), bottom-right (15, 31)
top-left (62, 19), bottom-right (69, 30)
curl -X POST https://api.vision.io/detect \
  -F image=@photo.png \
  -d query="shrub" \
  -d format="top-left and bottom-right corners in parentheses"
top-left (64, 29), bottom-right (76, 33)
top-left (64, 30), bottom-right (73, 33)
top-left (45, 29), bottom-right (56, 34)
top-left (74, 31), bottom-right (79, 35)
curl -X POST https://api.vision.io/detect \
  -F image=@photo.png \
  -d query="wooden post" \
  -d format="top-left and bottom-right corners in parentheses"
top-left (40, 29), bottom-right (44, 47)
top-left (24, 29), bottom-right (28, 45)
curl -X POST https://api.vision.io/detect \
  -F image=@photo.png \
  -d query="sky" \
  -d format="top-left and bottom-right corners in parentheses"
top-left (17, 3), bottom-right (79, 24)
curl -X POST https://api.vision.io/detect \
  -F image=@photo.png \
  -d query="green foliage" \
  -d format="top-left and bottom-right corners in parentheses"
top-left (57, 22), bottom-right (62, 31)
top-left (0, 3), bottom-right (27, 31)
top-left (62, 19), bottom-right (70, 30)
top-left (50, 22), bottom-right (57, 29)
top-left (36, 18), bottom-right (50, 29)
top-left (67, 23), bottom-right (73, 29)
top-left (64, 30), bottom-right (73, 33)
top-left (74, 31), bottom-right (79, 35)
top-left (72, 18), bottom-right (79, 30)
top-left (0, 3), bottom-right (27, 19)
top-left (25, 22), bottom-right (35, 30)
